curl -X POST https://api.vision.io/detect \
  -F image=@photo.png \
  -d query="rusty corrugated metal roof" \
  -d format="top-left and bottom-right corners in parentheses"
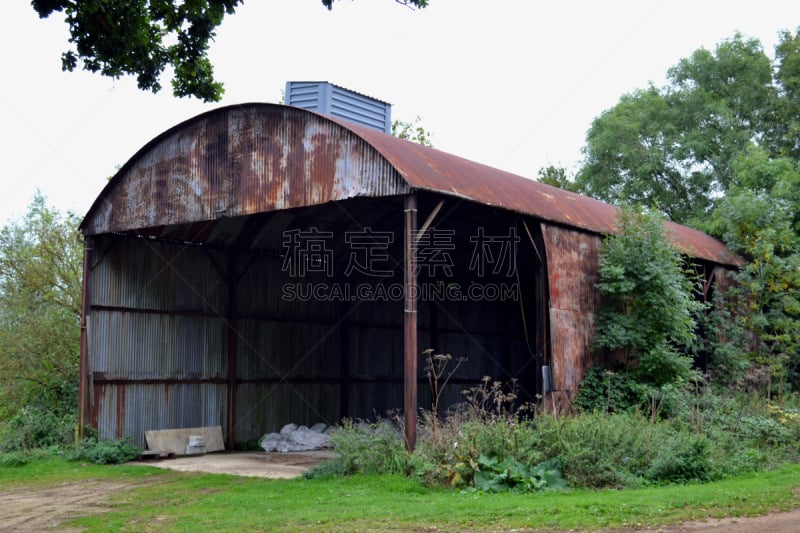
top-left (81, 103), bottom-right (740, 266)
top-left (331, 117), bottom-right (741, 266)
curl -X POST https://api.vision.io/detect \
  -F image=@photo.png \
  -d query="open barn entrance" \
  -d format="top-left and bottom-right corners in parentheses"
top-left (84, 192), bottom-right (548, 448)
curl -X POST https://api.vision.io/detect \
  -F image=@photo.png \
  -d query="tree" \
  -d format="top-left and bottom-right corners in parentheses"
top-left (32, 0), bottom-right (430, 102)
top-left (712, 188), bottom-right (800, 394)
top-left (0, 194), bottom-right (82, 448)
top-left (537, 165), bottom-right (580, 192)
top-left (576, 33), bottom-right (781, 226)
top-left (391, 116), bottom-right (434, 147)
top-left (592, 205), bottom-right (703, 386)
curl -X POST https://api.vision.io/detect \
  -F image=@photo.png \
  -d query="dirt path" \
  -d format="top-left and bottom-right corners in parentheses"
top-left (0, 478), bottom-right (160, 531)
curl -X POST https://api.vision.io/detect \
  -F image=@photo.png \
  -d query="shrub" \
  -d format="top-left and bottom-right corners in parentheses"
top-left (412, 376), bottom-right (541, 488)
top-left (0, 407), bottom-right (76, 452)
top-left (0, 451), bottom-right (29, 467)
top-left (573, 366), bottom-right (649, 413)
top-left (68, 437), bottom-right (141, 465)
top-left (645, 431), bottom-right (712, 483)
top-left (303, 456), bottom-right (348, 479)
top-left (328, 418), bottom-right (408, 475)
top-left (532, 411), bottom-right (656, 488)
top-left (592, 205), bottom-right (704, 386)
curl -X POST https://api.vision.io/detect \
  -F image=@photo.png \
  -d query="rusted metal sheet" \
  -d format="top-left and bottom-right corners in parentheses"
top-left (333, 118), bottom-right (740, 267)
top-left (82, 103), bottom-right (737, 267)
top-left (81, 105), bottom-right (409, 235)
top-left (540, 224), bottom-right (603, 403)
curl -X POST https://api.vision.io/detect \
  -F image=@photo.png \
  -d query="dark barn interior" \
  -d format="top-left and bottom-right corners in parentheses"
top-left (83, 190), bottom-right (547, 447)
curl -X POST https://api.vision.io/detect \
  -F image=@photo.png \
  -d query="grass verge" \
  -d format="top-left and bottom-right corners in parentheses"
top-left (2, 459), bottom-right (798, 531)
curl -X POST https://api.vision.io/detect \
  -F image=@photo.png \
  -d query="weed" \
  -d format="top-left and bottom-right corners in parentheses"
top-left (67, 437), bottom-right (141, 465)
top-left (328, 418), bottom-right (408, 475)
top-left (0, 451), bottom-right (29, 467)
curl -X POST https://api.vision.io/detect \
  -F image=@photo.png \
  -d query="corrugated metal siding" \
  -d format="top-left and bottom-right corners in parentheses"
top-left (90, 236), bottom-right (227, 312)
top-left (234, 383), bottom-right (340, 439)
top-left (540, 223), bottom-right (602, 406)
top-left (333, 118), bottom-right (741, 268)
top-left (81, 105), bottom-right (408, 235)
top-left (87, 235), bottom-right (229, 446)
top-left (90, 311), bottom-right (226, 379)
top-left (93, 383), bottom-right (226, 447)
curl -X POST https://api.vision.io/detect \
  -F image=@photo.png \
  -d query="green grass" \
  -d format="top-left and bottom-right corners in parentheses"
top-left (2, 459), bottom-right (799, 531)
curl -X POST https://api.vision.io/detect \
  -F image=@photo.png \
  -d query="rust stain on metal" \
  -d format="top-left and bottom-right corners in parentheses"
top-left (335, 118), bottom-right (740, 267)
top-left (82, 103), bottom-right (737, 268)
top-left (541, 225), bottom-right (603, 396)
top-left (81, 105), bottom-right (407, 236)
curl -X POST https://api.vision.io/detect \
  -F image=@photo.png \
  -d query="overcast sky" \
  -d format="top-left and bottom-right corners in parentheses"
top-left (2, 1), bottom-right (799, 227)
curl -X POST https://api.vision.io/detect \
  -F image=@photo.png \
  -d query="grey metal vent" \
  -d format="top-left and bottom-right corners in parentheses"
top-left (285, 81), bottom-right (392, 134)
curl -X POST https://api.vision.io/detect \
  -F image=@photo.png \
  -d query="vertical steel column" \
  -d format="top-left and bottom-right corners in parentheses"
top-left (403, 194), bottom-right (418, 450)
top-left (78, 236), bottom-right (92, 441)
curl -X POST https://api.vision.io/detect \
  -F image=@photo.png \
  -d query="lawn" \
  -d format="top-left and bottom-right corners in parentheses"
top-left (1, 459), bottom-right (798, 531)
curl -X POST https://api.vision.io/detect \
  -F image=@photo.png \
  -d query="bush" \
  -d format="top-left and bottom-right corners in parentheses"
top-left (328, 418), bottom-right (409, 475)
top-left (0, 407), bottom-right (76, 452)
top-left (68, 438), bottom-right (141, 465)
top-left (645, 431), bottom-right (711, 483)
top-left (573, 366), bottom-right (649, 413)
top-left (0, 451), bottom-right (30, 467)
top-left (411, 377), bottom-right (542, 488)
top-left (532, 411), bottom-right (657, 488)
top-left (303, 456), bottom-right (348, 479)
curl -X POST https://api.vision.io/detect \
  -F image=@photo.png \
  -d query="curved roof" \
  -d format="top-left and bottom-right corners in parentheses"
top-left (81, 103), bottom-right (739, 266)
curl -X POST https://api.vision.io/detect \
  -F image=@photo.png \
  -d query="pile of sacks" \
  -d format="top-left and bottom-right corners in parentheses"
top-left (259, 422), bottom-right (333, 452)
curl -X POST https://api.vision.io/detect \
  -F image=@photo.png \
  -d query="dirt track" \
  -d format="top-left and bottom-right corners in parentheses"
top-left (0, 478), bottom-right (158, 531)
top-left (0, 452), bottom-right (797, 531)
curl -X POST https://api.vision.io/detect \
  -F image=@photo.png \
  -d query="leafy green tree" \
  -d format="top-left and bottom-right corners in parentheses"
top-left (770, 29), bottom-right (800, 159)
top-left (713, 189), bottom-right (800, 393)
top-left (593, 205), bottom-right (704, 386)
top-left (0, 194), bottom-right (82, 439)
top-left (576, 33), bottom-right (783, 226)
top-left (391, 116), bottom-right (434, 147)
top-left (576, 87), bottom-right (707, 223)
top-left (537, 165), bottom-right (580, 192)
top-left (32, 0), bottom-right (430, 102)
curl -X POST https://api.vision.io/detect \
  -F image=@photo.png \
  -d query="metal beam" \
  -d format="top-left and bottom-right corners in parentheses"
top-left (78, 236), bottom-right (93, 441)
top-left (403, 194), bottom-right (419, 450)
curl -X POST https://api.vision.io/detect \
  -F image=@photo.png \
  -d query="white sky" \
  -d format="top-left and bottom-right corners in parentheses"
top-left (2, 0), bottom-right (799, 226)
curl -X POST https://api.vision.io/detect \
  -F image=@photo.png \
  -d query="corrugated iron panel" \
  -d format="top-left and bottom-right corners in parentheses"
top-left (541, 224), bottom-right (602, 398)
top-left (81, 105), bottom-right (408, 235)
top-left (90, 236), bottom-right (227, 312)
top-left (234, 383), bottom-right (340, 440)
top-left (236, 319), bottom-right (340, 380)
top-left (90, 310), bottom-right (226, 379)
top-left (235, 255), bottom-right (339, 322)
top-left (94, 383), bottom-right (226, 448)
top-left (335, 119), bottom-right (741, 267)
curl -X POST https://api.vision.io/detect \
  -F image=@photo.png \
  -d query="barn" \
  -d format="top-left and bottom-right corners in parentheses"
top-left (78, 85), bottom-right (739, 449)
